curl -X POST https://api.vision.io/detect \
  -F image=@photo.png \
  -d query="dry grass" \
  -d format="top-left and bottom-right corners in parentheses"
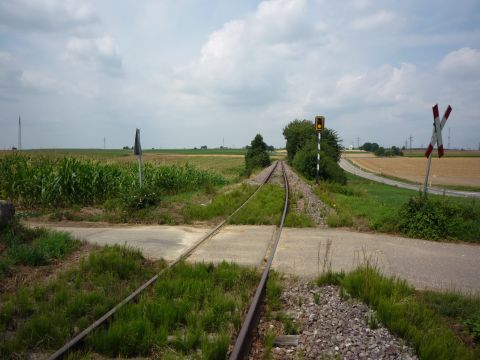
top-left (346, 155), bottom-right (480, 187)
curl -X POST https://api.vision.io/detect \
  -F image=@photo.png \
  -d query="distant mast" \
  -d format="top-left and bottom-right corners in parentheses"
top-left (18, 115), bottom-right (22, 150)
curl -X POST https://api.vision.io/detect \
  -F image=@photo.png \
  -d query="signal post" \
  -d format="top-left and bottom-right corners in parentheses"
top-left (315, 116), bottom-right (325, 184)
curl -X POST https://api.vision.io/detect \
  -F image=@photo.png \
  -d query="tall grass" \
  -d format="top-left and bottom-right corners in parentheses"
top-left (0, 154), bottom-right (227, 207)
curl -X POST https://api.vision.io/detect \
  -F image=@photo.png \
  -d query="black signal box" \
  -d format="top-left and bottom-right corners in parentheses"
top-left (315, 116), bottom-right (325, 133)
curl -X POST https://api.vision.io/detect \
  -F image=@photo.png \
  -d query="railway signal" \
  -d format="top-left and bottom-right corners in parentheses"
top-left (134, 128), bottom-right (143, 189)
top-left (314, 116), bottom-right (325, 184)
top-left (315, 116), bottom-right (325, 133)
top-left (423, 104), bottom-right (452, 196)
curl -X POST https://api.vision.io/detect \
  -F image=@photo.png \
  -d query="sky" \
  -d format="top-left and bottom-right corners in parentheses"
top-left (0, 0), bottom-right (479, 150)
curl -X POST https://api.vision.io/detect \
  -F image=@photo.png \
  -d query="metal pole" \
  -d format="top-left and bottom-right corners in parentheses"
top-left (423, 153), bottom-right (432, 196)
top-left (138, 155), bottom-right (143, 189)
top-left (316, 132), bottom-right (321, 184)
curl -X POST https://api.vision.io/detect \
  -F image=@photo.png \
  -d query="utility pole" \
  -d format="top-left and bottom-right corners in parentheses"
top-left (447, 128), bottom-right (451, 149)
top-left (356, 137), bottom-right (360, 149)
top-left (103, 137), bottom-right (106, 150)
top-left (18, 115), bottom-right (22, 150)
top-left (409, 135), bottom-right (413, 150)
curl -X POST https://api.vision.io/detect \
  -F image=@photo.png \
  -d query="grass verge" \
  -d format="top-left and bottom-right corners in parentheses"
top-left (70, 261), bottom-right (260, 359)
top-left (316, 266), bottom-right (480, 359)
top-left (0, 221), bottom-right (80, 279)
top-left (0, 245), bottom-right (165, 359)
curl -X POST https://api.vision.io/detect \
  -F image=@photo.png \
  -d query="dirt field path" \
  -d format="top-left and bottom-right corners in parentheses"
top-left (339, 158), bottom-right (480, 198)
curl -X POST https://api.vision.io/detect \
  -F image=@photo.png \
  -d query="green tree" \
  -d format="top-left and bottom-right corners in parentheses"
top-left (282, 119), bottom-right (316, 162)
top-left (245, 134), bottom-right (271, 175)
top-left (283, 120), bottom-right (346, 184)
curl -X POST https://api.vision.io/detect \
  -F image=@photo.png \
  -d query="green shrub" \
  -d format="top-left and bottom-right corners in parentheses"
top-left (292, 145), bottom-right (346, 184)
top-left (122, 187), bottom-right (161, 210)
top-left (244, 134), bottom-right (271, 175)
top-left (398, 196), bottom-right (480, 241)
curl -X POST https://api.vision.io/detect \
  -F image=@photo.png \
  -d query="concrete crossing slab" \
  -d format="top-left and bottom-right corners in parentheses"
top-left (28, 223), bottom-right (210, 262)
top-left (187, 225), bottom-right (275, 267)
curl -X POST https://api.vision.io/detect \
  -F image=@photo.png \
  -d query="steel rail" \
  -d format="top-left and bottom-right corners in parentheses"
top-left (229, 160), bottom-right (289, 360)
top-left (48, 161), bottom-right (280, 360)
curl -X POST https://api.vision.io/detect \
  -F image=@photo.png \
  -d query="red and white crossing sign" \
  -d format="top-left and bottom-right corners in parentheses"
top-left (425, 104), bottom-right (452, 158)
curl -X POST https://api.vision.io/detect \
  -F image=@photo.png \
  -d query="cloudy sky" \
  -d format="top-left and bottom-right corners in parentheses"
top-left (0, 0), bottom-right (479, 150)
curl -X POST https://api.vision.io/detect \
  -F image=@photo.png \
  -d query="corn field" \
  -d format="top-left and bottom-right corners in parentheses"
top-left (0, 154), bottom-right (226, 207)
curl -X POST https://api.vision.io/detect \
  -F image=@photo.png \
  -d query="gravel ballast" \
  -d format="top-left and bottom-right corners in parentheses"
top-left (250, 280), bottom-right (417, 359)
top-left (283, 163), bottom-right (331, 226)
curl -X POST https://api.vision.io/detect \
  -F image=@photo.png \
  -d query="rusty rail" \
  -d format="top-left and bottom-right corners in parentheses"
top-left (229, 161), bottom-right (289, 360)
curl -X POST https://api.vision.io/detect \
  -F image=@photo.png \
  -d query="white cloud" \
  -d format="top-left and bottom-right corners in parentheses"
top-left (351, 10), bottom-right (397, 30)
top-left (0, 0), bottom-right (97, 34)
top-left (176, 0), bottom-right (332, 106)
top-left (350, 0), bottom-right (372, 10)
top-left (20, 71), bottom-right (58, 92)
top-left (64, 35), bottom-right (123, 75)
top-left (438, 47), bottom-right (480, 77)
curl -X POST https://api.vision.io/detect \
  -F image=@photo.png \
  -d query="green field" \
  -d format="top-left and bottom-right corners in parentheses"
top-left (315, 173), bottom-right (480, 242)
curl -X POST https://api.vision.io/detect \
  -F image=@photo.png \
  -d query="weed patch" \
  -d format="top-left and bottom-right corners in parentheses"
top-left (0, 221), bottom-right (80, 277)
top-left (183, 184), bottom-right (256, 222)
top-left (0, 245), bottom-right (164, 359)
top-left (229, 184), bottom-right (284, 225)
top-left (83, 261), bottom-right (259, 359)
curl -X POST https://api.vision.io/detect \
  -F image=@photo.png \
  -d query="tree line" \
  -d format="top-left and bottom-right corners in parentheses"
top-left (360, 142), bottom-right (403, 157)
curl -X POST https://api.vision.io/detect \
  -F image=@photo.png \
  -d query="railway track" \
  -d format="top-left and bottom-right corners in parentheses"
top-left (48, 160), bottom-right (289, 360)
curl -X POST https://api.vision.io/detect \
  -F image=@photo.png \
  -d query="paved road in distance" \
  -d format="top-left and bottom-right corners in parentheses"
top-left (339, 158), bottom-right (480, 198)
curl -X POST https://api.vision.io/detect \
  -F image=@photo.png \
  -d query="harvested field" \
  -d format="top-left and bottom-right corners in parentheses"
top-left (345, 155), bottom-right (480, 187)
